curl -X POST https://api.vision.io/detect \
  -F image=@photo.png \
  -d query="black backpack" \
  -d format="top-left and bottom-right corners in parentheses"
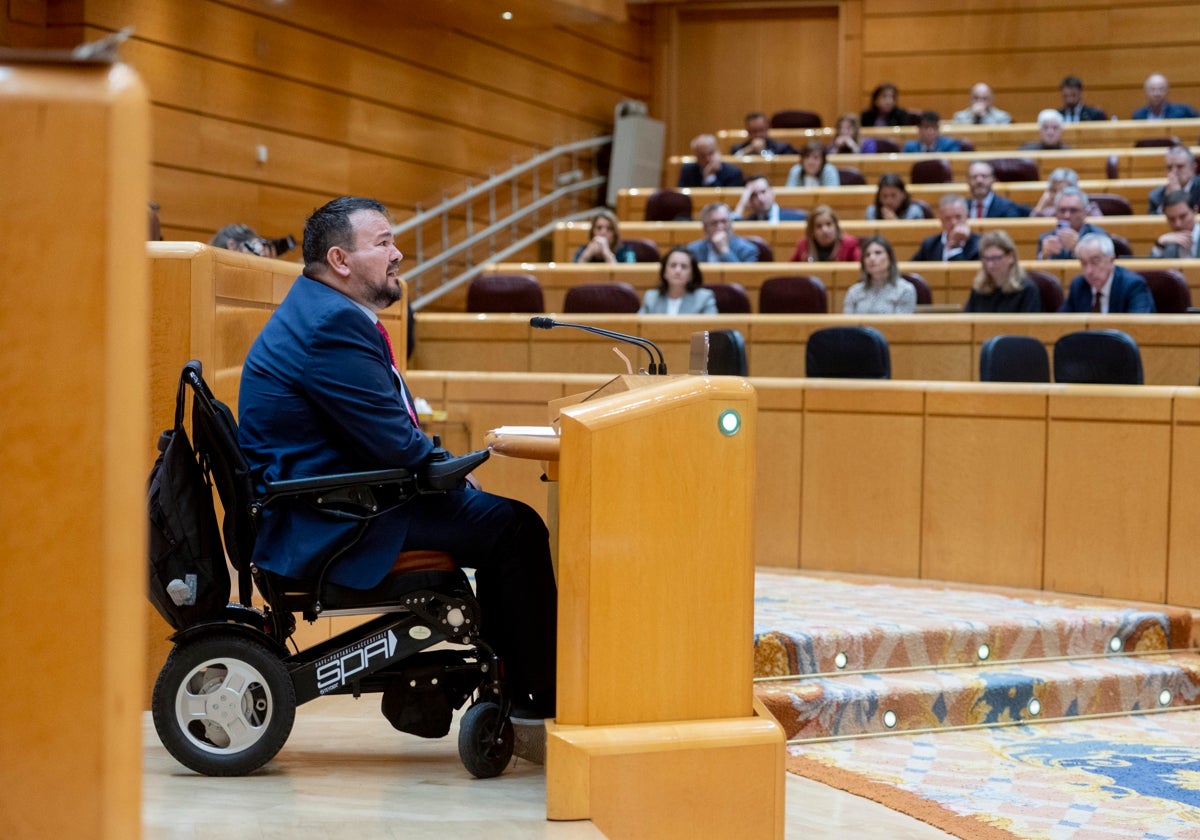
top-left (147, 362), bottom-right (232, 630)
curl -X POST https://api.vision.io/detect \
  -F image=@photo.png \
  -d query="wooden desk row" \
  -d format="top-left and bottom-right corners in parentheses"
top-left (554, 216), bottom-right (1168, 263)
top-left (715, 117), bottom-right (1200, 154)
top-left (410, 309), bottom-right (1200, 387)
top-left (407, 370), bottom-right (1200, 609)
top-left (666, 146), bottom-right (1192, 188)
top-left (616, 180), bottom-right (1162, 221)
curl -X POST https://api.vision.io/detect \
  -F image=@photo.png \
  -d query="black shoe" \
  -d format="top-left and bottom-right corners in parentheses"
top-left (510, 691), bottom-right (555, 724)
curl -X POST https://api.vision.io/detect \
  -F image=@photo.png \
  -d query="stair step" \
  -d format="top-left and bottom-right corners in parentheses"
top-left (757, 651), bottom-right (1200, 741)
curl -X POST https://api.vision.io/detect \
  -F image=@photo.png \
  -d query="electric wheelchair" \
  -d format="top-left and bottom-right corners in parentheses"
top-left (148, 361), bottom-right (515, 777)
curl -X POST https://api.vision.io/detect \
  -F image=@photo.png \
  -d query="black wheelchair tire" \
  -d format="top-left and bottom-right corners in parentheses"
top-left (457, 701), bottom-right (514, 778)
top-left (152, 633), bottom-right (296, 776)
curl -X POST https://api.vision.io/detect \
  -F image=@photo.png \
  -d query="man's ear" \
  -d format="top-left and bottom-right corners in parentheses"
top-left (326, 245), bottom-right (352, 278)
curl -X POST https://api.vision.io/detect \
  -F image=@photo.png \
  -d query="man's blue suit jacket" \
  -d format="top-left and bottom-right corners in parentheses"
top-left (677, 162), bottom-right (745, 188)
top-left (1060, 265), bottom-right (1156, 313)
top-left (686, 234), bottom-right (760, 263)
top-left (902, 137), bottom-right (962, 153)
top-left (970, 194), bottom-right (1028, 218)
top-left (238, 274), bottom-right (435, 588)
top-left (1133, 102), bottom-right (1199, 120)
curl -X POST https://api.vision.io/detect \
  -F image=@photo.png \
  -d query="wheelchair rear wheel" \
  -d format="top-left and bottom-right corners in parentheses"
top-left (457, 701), bottom-right (514, 778)
top-left (152, 633), bottom-right (296, 776)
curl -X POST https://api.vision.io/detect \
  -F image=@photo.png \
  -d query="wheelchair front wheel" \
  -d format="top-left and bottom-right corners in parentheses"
top-left (457, 701), bottom-right (514, 778)
top-left (152, 633), bottom-right (296, 776)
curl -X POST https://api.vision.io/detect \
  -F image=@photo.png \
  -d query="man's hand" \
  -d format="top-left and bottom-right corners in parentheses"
top-left (743, 137), bottom-right (765, 155)
top-left (710, 228), bottom-right (730, 255)
top-left (1158, 230), bottom-right (1193, 250)
top-left (946, 222), bottom-right (971, 248)
top-left (1040, 234), bottom-right (1065, 257)
top-left (702, 152), bottom-right (722, 178)
top-left (1056, 227), bottom-right (1080, 253)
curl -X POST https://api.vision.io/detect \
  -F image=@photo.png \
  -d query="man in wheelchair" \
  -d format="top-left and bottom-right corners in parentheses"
top-left (237, 197), bottom-right (557, 728)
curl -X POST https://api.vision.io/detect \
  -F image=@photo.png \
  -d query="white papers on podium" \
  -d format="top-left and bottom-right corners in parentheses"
top-left (489, 425), bottom-right (559, 437)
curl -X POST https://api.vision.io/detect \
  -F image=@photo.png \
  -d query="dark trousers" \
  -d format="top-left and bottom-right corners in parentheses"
top-left (392, 488), bottom-right (557, 700)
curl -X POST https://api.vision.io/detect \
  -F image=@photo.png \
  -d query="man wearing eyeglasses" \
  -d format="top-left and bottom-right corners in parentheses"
top-left (1060, 233), bottom-right (1154, 313)
top-left (1037, 187), bottom-right (1106, 260)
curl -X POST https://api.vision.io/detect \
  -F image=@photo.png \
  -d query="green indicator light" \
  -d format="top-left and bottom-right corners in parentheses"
top-left (718, 409), bottom-right (741, 436)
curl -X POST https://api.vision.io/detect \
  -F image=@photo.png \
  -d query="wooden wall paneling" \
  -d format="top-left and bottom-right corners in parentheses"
top-left (1168, 390), bottom-right (1200, 605)
top-left (753, 381), bottom-right (804, 568)
top-left (921, 387), bottom-right (1047, 588)
top-left (799, 383), bottom-right (925, 576)
top-left (1043, 389), bottom-right (1173, 602)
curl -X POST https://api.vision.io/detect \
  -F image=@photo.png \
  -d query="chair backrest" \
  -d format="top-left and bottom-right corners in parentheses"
top-left (644, 189), bottom-right (693, 221)
top-left (707, 283), bottom-right (752, 313)
top-left (741, 234), bottom-right (775, 263)
top-left (979, 335), bottom-right (1050, 382)
top-left (1134, 136), bottom-right (1179, 147)
top-left (621, 237), bottom-right (661, 262)
top-left (705, 329), bottom-right (748, 376)
top-left (562, 282), bottom-right (641, 314)
top-left (912, 199), bottom-right (935, 219)
top-left (1110, 234), bottom-right (1133, 258)
top-left (1089, 193), bottom-right (1132, 216)
top-left (902, 272), bottom-right (933, 305)
top-left (1139, 268), bottom-right (1192, 313)
top-left (1025, 270), bottom-right (1064, 312)
top-left (1106, 154), bottom-right (1120, 179)
top-left (989, 157), bottom-right (1040, 182)
top-left (836, 166), bottom-right (866, 185)
top-left (806, 326), bottom-right (891, 379)
top-left (466, 273), bottom-right (544, 313)
top-left (1053, 329), bottom-right (1144, 385)
top-left (910, 158), bottom-right (953, 184)
top-left (873, 137), bottom-right (900, 153)
top-left (770, 109), bottom-right (822, 128)
top-left (758, 275), bottom-right (828, 314)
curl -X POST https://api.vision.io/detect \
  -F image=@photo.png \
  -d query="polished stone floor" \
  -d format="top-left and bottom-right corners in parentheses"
top-left (143, 693), bottom-right (952, 839)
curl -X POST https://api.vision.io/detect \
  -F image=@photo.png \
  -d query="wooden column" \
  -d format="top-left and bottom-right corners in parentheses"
top-left (0, 58), bottom-right (149, 839)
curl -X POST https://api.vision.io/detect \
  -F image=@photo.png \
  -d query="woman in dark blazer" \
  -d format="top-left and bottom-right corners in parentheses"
top-left (964, 231), bottom-right (1041, 313)
top-left (860, 82), bottom-right (911, 127)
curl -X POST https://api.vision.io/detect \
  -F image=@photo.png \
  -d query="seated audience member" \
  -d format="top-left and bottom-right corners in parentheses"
top-left (237, 196), bottom-right (556, 721)
top-left (1148, 145), bottom-right (1200, 214)
top-left (952, 82), bottom-right (1012, 125)
top-left (1151, 190), bottom-right (1200, 258)
top-left (1030, 168), bottom-right (1095, 217)
top-left (210, 223), bottom-right (296, 258)
top-left (965, 230), bottom-right (1041, 313)
top-left (1060, 233), bottom-right (1155, 313)
top-left (866, 173), bottom-right (925, 220)
top-left (844, 235), bottom-right (916, 314)
top-left (1058, 75), bottom-right (1106, 122)
top-left (678, 134), bottom-right (745, 188)
top-left (966, 161), bottom-right (1028, 218)
top-left (789, 205), bottom-right (861, 262)
top-left (1020, 109), bottom-right (1070, 150)
top-left (1133, 73), bottom-right (1199, 120)
top-left (732, 176), bottom-right (807, 222)
top-left (573, 210), bottom-right (637, 263)
top-left (911, 194), bottom-right (980, 262)
top-left (829, 113), bottom-right (878, 154)
top-left (786, 140), bottom-right (840, 187)
top-left (1038, 187), bottom-right (1106, 260)
top-left (860, 82), bottom-right (910, 127)
top-left (902, 111), bottom-right (962, 153)
top-left (639, 246), bottom-right (718, 315)
top-left (730, 111), bottom-right (797, 157)
top-left (686, 202), bottom-right (759, 263)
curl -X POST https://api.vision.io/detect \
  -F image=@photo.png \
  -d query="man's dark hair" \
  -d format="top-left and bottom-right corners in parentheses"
top-left (919, 110), bottom-right (940, 126)
top-left (302, 196), bottom-right (390, 274)
top-left (744, 111), bottom-right (767, 123)
top-left (1163, 189), bottom-right (1194, 210)
top-left (1061, 76), bottom-right (1083, 90)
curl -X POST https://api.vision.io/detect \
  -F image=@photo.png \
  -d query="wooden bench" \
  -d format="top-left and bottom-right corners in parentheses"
top-left (553, 217), bottom-right (1170, 264)
top-left (616, 180), bottom-right (1162, 220)
top-left (666, 147), bottom-right (1194, 188)
top-left (714, 117), bottom-right (1200, 154)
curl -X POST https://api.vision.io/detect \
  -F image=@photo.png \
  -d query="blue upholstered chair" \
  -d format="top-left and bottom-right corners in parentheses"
top-left (979, 335), bottom-right (1050, 382)
top-left (805, 326), bottom-right (891, 379)
top-left (1053, 330), bottom-right (1143, 385)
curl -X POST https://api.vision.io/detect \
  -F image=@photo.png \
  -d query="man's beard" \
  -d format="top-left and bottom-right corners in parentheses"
top-left (366, 265), bottom-right (403, 309)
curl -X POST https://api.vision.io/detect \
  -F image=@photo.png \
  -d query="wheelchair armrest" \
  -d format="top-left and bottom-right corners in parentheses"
top-left (264, 468), bottom-right (415, 499)
top-left (419, 448), bottom-right (490, 491)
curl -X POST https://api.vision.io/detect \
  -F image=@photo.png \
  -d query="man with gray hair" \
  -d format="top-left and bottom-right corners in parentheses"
top-left (1060, 233), bottom-right (1155, 313)
top-left (1133, 73), bottom-right (1198, 120)
top-left (1020, 109), bottom-right (1070, 151)
top-left (1037, 187), bottom-right (1106, 260)
top-left (911, 195), bottom-right (979, 261)
top-left (686, 202), bottom-right (760, 263)
top-left (1148, 145), bottom-right (1200, 214)
top-left (677, 133), bottom-right (745, 188)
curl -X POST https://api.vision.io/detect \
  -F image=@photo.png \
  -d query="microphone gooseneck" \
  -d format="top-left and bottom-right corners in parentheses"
top-left (528, 317), bottom-right (667, 375)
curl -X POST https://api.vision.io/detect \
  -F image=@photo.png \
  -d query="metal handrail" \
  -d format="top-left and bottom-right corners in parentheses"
top-left (395, 135), bottom-right (611, 309)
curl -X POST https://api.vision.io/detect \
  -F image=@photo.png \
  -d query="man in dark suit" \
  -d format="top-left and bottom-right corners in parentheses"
top-left (911, 195), bottom-right (980, 261)
top-left (966, 161), bottom-right (1027, 218)
top-left (238, 196), bottom-right (557, 720)
top-left (1038, 187), bottom-right (1106, 259)
top-left (677, 133), bottom-right (745, 188)
top-left (731, 176), bottom-right (806, 222)
top-left (1060, 232), bottom-right (1155, 313)
top-left (1058, 75), bottom-right (1106, 122)
top-left (1151, 190), bottom-right (1200, 258)
top-left (1147, 145), bottom-right (1200, 214)
top-left (1133, 73), bottom-right (1199, 120)
top-left (730, 111), bottom-right (796, 156)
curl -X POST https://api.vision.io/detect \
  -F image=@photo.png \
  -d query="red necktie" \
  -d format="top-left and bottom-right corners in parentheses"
top-left (375, 320), bottom-right (420, 428)
top-left (974, 202), bottom-right (984, 219)
top-left (1091, 291), bottom-right (1103, 313)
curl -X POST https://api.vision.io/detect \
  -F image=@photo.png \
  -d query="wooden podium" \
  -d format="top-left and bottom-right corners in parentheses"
top-left (506, 375), bottom-right (785, 839)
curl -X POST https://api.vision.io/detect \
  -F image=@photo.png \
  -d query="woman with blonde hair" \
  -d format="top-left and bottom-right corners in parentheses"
top-left (573, 209), bottom-right (636, 263)
top-left (829, 112), bottom-right (878, 154)
top-left (965, 230), bottom-right (1041, 312)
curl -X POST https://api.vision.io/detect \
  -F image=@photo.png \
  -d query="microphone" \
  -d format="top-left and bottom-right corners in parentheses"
top-left (529, 316), bottom-right (667, 375)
